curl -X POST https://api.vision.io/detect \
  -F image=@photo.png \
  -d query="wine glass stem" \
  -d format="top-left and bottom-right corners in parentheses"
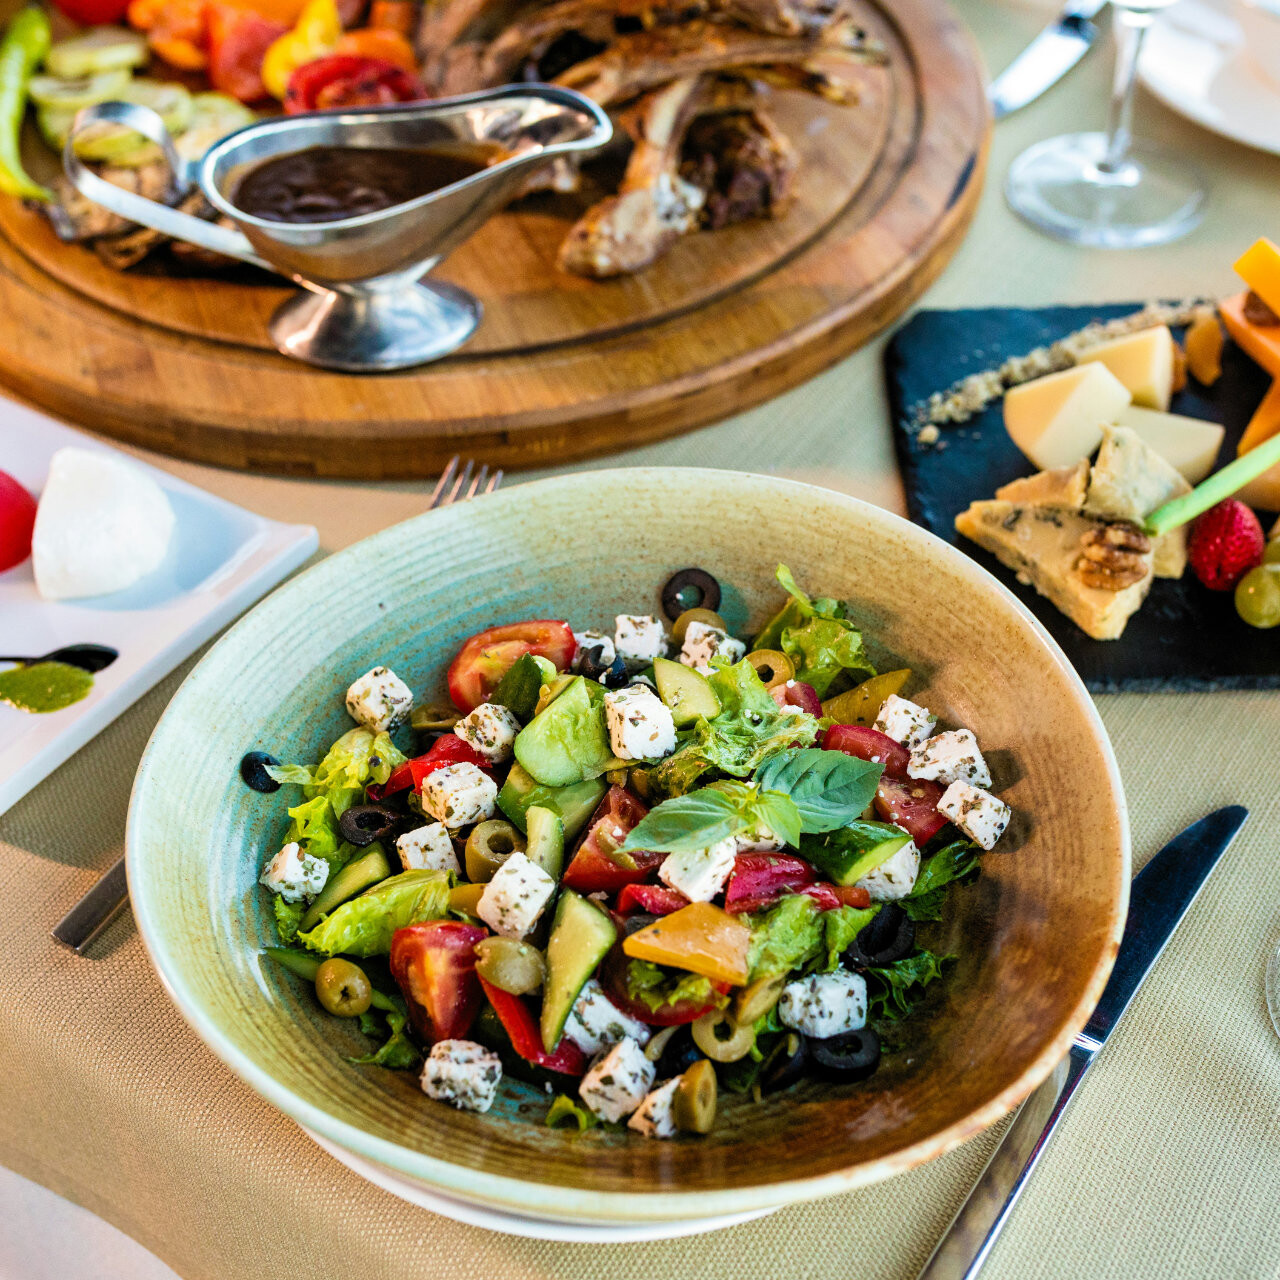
top-left (1098, 5), bottom-right (1153, 175)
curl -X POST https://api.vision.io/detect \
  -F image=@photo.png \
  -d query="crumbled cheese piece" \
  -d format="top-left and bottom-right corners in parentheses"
top-left (678, 620), bottom-right (746, 674)
top-left (603, 684), bottom-right (677, 761)
top-left (258, 840), bottom-right (328, 902)
top-left (614, 614), bottom-right (668, 669)
top-left (908, 729), bottom-right (992, 788)
top-left (873, 694), bottom-right (938, 749)
top-left (564, 978), bottom-right (652, 1054)
top-left (420, 761), bottom-right (497, 830)
top-left (778, 970), bottom-right (868, 1039)
top-left (579, 1038), bottom-right (655, 1123)
top-left (627, 1077), bottom-right (681, 1139)
top-left (420, 1039), bottom-right (502, 1113)
top-left (477, 851), bottom-right (557, 939)
top-left (733, 824), bottom-right (785, 853)
top-left (658, 838), bottom-right (737, 902)
top-left (454, 701), bottom-right (521, 763)
top-left (572, 629), bottom-right (616, 671)
top-left (344, 666), bottom-right (413, 732)
top-left (855, 839), bottom-right (921, 901)
top-left (395, 822), bottom-right (460, 874)
top-left (938, 780), bottom-right (1011, 850)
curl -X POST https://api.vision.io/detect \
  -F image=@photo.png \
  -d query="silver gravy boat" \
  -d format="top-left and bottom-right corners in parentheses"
top-left (64, 86), bottom-right (612, 372)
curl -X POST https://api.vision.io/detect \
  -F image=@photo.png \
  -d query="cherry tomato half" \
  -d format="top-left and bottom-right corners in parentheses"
top-left (446, 619), bottom-right (575, 713)
top-left (562, 786), bottom-right (664, 894)
top-left (0, 471), bottom-right (37, 573)
top-left (284, 54), bottom-right (428, 114)
top-left (873, 775), bottom-right (948, 846)
top-left (823, 723), bottom-right (909, 777)
top-left (390, 920), bottom-right (487, 1044)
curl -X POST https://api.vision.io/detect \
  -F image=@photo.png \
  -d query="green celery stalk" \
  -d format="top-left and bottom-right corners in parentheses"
top-left (1146, 431), bottom-right (1280, 536)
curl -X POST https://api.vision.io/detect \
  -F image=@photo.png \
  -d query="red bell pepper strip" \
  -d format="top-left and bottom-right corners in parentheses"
top-left (284, 53), bottom-right (427, 114)
top-left (390, 921), bottom-right (487, 1044)
top-left (369, 735), bottom-right (492, 799)
top-left (477, 976), bottom-right (587, 1075)
top-left (616, 883), bottom-right (688, 916)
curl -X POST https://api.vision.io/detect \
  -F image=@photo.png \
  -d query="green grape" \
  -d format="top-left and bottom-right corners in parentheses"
top-left (1264, 541), bottom-right (1280, 566)
top-left (1234, 565), bottom-right (1280, 628)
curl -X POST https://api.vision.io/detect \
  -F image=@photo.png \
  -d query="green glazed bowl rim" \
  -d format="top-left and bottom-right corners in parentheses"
top-left (126, 467), bottom-right (1129, 1223)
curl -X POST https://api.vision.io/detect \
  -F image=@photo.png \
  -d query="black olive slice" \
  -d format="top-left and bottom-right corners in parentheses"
top-left (655, 1025), bottom-right (702, 1079)
top-left (337, 803), bottom-right (402, 847)
top-left (240, 751), bottom-right (281, 793)
top-left (844, 904), bottom-right (915, 969)
top-left (661, 568), bottom-right (722, 621)
top-left (760, 1031), bottom-right (809, 1093)
top-left (810, 1028), bottom-right (881, 1082)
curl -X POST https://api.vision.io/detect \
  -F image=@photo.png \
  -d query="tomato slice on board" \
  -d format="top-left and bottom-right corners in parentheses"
top-left (283, 54), bottom-right (428, 113)
top-left (873, 775), bottom-right (948, 846)
top-left (446, 619), bottom-right (575, 713)
top-left (389, 921), bottom-right (487, 1044)
top-left (0, 471), bottom-right (37, 573)
top-left (562, 786), bottom-right (664, 894)
top-left (477, 976), bottom-right (586, 1074)
top-left (616, 883), bottom-right (688, 916)
top-left (823, 723), bottom-right (908, 778)
top-left (208, 5), bottom-right (288, 102)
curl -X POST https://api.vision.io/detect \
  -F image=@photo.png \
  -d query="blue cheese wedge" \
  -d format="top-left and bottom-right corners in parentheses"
top-left (420, 1039), bottom-right (502, 1113)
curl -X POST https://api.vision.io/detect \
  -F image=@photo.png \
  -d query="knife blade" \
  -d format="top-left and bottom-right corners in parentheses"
top-left (917, 805), bottom-right (1248, 1280)
top-left (988, 0), bottom-right (1108, 120)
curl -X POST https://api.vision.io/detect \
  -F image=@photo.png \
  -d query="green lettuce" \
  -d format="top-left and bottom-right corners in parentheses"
top-left (270, 727), bottom-right (407, 817)
top-left (819, 904), bottom-right (879, 971)
top-left (546, 1094), bottom-right (598, 1131)
top-left (350, 1003), bottom-right (418, 1070)
top-left (623, 959), bottom-right (723, 1014)
top-left (866, 949), bottom-right (953, 1021)
top-left (298, 869), bottom-right (450, 958)
top-left (272, 896), bottom-right (305, 945)
top-left (751, 565), bottom-right (874, 697)
top-left (902, 840), bottom-right (983, 922)
top-left (747, 894), bottom-right (826, 979)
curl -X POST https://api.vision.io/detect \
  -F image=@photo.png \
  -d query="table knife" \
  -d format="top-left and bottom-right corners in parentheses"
top-left (917, 805), bottom-right (1248, 1280)
top-left (988, 0), bottom-right (1108, 120)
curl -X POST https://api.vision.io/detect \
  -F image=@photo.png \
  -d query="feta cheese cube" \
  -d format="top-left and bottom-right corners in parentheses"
top-left (420, 1039), bottom-right (502, 1113)
top-left (778, 970), bottom-right (868, 1039)
top-left (603, 685), bottom-right (677, 760)
top-left (938, 780), bottom-right (1011, 850)
top-left (395, 822), bottom-right (460, 874)
top-left (420, 762), bottom-right (497, 830)
top-left (614, 614), bottom-right (667, 670)
top-left (572, 629), bottom-right (616, 671)
top-left (579, 1038), bottom-right (655, 1123)
top-left (627, 1077), bottom-right (681, 1139)
top-left (908, 729), bottom-right (992, 788)
top-left (733, 824), bottom-right (785, 853)
top-left (855, 839), bottom-right (921, 901)
top-left (259, 841), bottom-right (329, 902)
top-left (454, 701), bottom-right (521, 763)
top-left (344, 666), bottom-right (413, 732)
top-left (477, 851), bottom-right (557, 939)
top-left (658, 837), bottom-right (737, 902)
top-left (564, 977), bottom-right (652, 1054)
top-left (678, 620), bottom-right (747, 674)
top-left (873, 694), bottom-right (938, 749)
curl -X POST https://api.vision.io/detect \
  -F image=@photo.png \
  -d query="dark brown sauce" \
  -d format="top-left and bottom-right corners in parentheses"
top-left (232, 145), bottom-right (496, 223)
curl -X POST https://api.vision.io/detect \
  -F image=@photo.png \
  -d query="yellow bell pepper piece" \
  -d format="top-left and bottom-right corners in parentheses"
top-left (820, 668), bottom-right (912, 726)
top-left (622, 902), bottom-right (750, 987)
top-left (261, 0), bottom-right (341, 100)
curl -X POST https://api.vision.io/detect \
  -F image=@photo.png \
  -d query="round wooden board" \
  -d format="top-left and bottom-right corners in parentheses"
top-left (0, 0), bottom-right (988, 478)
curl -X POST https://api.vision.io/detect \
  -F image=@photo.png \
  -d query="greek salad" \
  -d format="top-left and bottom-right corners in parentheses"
top-left (252, 565), bottom-right (1013, 1137)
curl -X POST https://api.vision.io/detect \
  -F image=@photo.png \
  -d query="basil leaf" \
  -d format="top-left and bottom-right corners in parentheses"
top-left (754, 748), bottom-right (883, 833)
top-left (901, 840), bottom-right (982, 922)
top-left (619, 788), bottom-right (744, 854)
top-left (751, 789), bottom-right (803, 848)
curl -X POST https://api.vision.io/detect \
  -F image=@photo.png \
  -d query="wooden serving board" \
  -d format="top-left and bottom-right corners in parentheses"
top-left (0, 0), bottom-right (989, 478)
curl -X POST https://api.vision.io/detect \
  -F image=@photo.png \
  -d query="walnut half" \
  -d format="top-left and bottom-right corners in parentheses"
top-left (1075, 522), bottom-right (1151, 591)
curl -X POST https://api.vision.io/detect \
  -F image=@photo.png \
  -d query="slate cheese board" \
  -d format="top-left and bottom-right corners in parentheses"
top-left (885, 303), bottom-right (1279, 693)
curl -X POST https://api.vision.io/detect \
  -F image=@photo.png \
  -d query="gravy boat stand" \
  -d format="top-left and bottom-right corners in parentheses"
top-left (64, 87), bottom-right (612, 372)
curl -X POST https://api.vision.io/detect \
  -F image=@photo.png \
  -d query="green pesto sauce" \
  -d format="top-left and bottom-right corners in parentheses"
top-left (0, 661), bottom-right (94, 713)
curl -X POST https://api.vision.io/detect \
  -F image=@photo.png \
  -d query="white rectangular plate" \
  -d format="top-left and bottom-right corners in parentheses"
top-left (0, 401), bottom-right (317, 816)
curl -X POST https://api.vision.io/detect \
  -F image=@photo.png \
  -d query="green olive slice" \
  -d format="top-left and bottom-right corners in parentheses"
top-left (464, 819), bottom-right (526, 883)
top-left (411, 703), bottom-right (461, 731)
top-left (692, 1009), bottom-right (755, 1062)
top-left (745, 649), bottom-right (794, 690)
top-left (673, 1059), bottom-right (718, 1133)
top-left (733, 973), bottom-right (786, 1026)
top-left (474, 937), bottom-right (546, 995)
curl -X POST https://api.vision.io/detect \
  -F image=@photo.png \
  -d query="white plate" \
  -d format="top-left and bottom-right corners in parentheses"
top-left (1139, 0), bottom-right (1280, 156)
top-left (0, 402), bottom-right (316, 815)
top-left (304, 1128), bottom-right (779, 1242)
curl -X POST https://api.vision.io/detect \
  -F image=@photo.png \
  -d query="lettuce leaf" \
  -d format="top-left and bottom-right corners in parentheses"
top-left (866, 949), bottom-right (953, 1021)
top-left (751, 565), bottom-right (874, 697)
top-left (546, 1094), bottom-right (598, 1130)
top-left (298, 869), bottom-right (450, 958)
top-left (273, 896), bottom-right (305, 945)
top-left (268, 727), bottom-right (407, 817)
top-left (819, 904), bottom-right (879, 972)
top-left (623, 959), bottom-right (723, 1014)
top-left (349, 1003), bottom-right (418, 1070)
top-left (746, 894), bottom-right (826, 979)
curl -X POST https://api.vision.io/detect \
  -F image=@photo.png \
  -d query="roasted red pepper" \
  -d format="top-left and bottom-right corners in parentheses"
top-left (284, 53), bottom-right (427, 114)
top-left (369, 735), bottom-right (492, 799)
top-left (616, 883), bottom-right (688, 916)
top-left (478, 976), bottom-right (586, 1075)
top-left (208, 5), bottom-right (288, 102)
top-left (390, 921), bottom-right (487, 1044)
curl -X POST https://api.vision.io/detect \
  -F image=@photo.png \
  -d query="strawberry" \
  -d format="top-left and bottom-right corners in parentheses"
top-left (1187, 500), bottom-right (1265, 591)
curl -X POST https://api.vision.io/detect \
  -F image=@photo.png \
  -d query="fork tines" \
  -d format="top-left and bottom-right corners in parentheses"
top-left (428, 456), bottom-right (503, 509)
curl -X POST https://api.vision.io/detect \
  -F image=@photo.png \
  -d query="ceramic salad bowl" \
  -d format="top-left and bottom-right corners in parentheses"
top-left (126, 468), bottom-right (1129, 1223)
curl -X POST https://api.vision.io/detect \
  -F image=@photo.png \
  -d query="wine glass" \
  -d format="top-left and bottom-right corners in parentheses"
top-left (1005, 0), bottom-right (1207, 248)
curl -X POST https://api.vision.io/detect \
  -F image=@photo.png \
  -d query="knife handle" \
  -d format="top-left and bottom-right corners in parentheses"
top-left (916, 1042), bottom-right (1095, 1280)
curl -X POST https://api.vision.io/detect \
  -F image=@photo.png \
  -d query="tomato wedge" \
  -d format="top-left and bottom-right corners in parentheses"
top-left (368, 735), bottom-right (491, 799)
top-left (616, 883), bottom-right (688, 916)
top-left (446, 619), bottom-right (575, 713)
top-left (208, 4), bottom-right (288, 102)
top-left (0, 471), bottom-right (36, 573)
top-left (389, 921), bottom-right (487, 1044)
top-left (562, 786), bottom-right (664, 894)
top-left (477, 976), bottom-right (586, 1074)
top-left (770, 680), bottom-right (822, 716)
top-left (873, 775), bottom-right (948, 845)
top-left (823, 723), bottom-right (908, 777)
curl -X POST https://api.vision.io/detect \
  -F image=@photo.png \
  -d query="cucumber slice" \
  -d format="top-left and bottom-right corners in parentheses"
top-left (50, 81), bottom-right (195, 168)
top-left (46, 27), bottom-right (148, 79)
top-left (540, 889), bottom-right (616, 1053)
top-left (653, 655), bottom-right (720, 727)
top-left (174, 92), bottom-right (257, 162)
top-left (801, 822), bottom-right (912, 886)
top-left (298, 844), bottom-right (392, 933)
top-left (525, 805), bottom-right (565, 880)
top-left (28, 69), bottom-right (132, 111)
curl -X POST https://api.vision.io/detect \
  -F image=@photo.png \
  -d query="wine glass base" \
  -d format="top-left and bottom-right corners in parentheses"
top-left (1005, 132), bottom-right (1206, 249)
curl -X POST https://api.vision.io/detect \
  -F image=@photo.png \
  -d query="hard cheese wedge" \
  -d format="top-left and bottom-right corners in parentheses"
top-left (1234, 378), bottom-right (1280, 512)
top-left (954, 501), bottom-right (1153, 640)
top-left (1113, 405), bottom-right (1225, 483)
top-left (995, 459), bottom-right (1091, 509)
top-left (1076, 325), bottom-right (1176, 410)
top-left (1220, 292), bottom-right (1280, 378)
top-left (1004, 363), bottom-right (1132, 470)
top-left (1234, 238), bottom-right (1280, 316)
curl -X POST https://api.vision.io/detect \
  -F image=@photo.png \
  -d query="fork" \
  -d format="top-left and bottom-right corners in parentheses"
top-left (51, 457), bottom-right (503, 955)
